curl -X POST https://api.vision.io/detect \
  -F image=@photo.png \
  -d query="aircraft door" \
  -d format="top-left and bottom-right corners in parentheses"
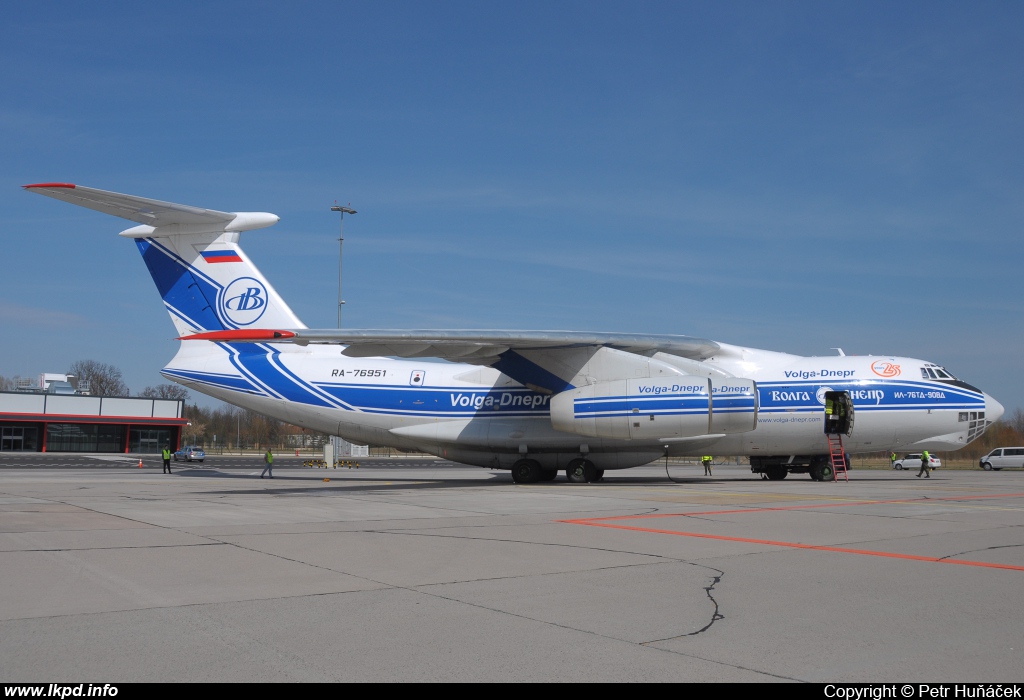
top-left (823, 391), bottom-right (854, 436)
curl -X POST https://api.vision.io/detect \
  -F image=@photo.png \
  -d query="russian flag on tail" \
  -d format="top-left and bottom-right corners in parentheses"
top-left (201, 249), bottom-right (243, 264)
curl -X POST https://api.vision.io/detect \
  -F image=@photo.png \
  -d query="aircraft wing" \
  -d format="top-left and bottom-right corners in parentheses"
top-left (23, 183), bottom-right (237, 227)
top-left (180, 328), bottom-right (724, 392)
top-left (179, 328), bottom-right (720, 362)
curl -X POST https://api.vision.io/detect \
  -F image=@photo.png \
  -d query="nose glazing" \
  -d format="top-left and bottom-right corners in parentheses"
top-left (984, 393), bottom-right (1004, 423)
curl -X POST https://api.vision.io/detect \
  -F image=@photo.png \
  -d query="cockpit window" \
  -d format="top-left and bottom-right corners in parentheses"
top-left (923, 365), bottom-right (959, 381)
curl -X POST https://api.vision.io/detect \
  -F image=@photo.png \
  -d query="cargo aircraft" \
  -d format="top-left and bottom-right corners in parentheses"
top-left (24, 183), bottom-right (1004, 482)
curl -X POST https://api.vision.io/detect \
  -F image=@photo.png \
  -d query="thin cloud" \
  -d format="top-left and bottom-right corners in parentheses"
top-left (0, 301), bottom-right (88, 328)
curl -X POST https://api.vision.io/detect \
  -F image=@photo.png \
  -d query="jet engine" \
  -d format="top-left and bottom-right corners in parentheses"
top-left (549, 376), bottom-right (757, 440)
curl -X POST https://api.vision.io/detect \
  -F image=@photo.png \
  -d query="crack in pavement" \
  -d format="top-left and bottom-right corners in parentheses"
top-left (936, 542), bottom-right (1024, 562)
top-left (4, 542), bottom-right (225, 553)
top-left (641, 565), bottom-right (725, 643)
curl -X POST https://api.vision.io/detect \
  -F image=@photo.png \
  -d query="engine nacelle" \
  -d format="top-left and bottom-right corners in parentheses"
top-left (549, 376), bottom-right (757, 440)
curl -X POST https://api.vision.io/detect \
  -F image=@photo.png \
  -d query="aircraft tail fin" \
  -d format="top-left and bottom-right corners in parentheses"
top-left (23, 183), bottom-right (305, 335)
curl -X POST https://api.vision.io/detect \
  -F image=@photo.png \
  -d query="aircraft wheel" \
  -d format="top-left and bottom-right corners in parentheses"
top-left (566, 459), bottom-right (586, 483)
top-left (810, 462), bottom-right (834, 481)
top-left (511, 459), bottom-right (542, 484)
top-left (539, 469), bottom-right (558, 482)
top-left (765, 466), bottom-right (787, 480)
top-left (566, 459), bottom-right (598, 483)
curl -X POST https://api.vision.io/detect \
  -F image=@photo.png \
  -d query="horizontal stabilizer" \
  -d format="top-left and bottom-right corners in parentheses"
top-left (23, 183), bottom-right (278, 232)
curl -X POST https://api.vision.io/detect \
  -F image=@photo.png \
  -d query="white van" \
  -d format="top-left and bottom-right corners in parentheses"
top-left (979, 448), bottom-right (1024, 470)
top-left (893, 453), bottom-right (942, 470)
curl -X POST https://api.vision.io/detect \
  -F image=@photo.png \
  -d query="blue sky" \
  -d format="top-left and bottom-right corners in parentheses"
top-left (2, 1), bottom-right (1022, 413)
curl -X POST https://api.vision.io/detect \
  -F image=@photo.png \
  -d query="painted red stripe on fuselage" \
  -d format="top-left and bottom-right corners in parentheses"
top-left (178, 329), bottom-right (295, 341)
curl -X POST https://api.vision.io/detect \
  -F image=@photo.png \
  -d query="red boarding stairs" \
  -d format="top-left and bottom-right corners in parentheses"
top-left (826, 433), bottom-right (849, 482)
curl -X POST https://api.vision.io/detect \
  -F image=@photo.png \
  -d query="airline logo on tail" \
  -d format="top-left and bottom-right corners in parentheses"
top-left (222, 277), bottom-right (269, 326)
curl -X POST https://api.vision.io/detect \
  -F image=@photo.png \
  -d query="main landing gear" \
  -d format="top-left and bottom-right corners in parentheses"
top-left (509, 458), bottom-right (604, 484)
top-left (510, 459), bottom-right (560, 483)
top-left (510, 459), bottom-right (543, 484)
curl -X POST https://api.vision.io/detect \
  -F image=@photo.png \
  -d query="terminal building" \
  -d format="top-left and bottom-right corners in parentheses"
top-left (0, 374), bottom-right (186, 453)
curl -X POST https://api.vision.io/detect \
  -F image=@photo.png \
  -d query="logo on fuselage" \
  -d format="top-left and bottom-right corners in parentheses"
top-left (222, 277), bottom-right (268, 326)
top-left (871, 361), bottom-right (901, 378)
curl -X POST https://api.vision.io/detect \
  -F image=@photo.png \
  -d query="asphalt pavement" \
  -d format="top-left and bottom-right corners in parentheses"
top-left (0, 458), bottom-right (1020, 682)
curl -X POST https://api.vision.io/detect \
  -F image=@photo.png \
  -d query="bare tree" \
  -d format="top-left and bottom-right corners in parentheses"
top-left (139, 383), bottom-right (190, 402)
top-left (183, 406), bottom-right (207, 446)
top-left (0, 375), bottom-right (15, 391)
top-left (67, 360), bottom-right (129, 397)
top-left (243, 408), bottom-right (282, 449)
top-left (1007, 408), bottom-right (1024, 441)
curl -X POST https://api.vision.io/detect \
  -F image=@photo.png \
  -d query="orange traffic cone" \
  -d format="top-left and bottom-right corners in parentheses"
top-left (138, 459), bottom-right (143, 469)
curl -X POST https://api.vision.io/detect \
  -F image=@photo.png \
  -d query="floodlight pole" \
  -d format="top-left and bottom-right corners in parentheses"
top-left (331, 204), bottom-right (357, 328)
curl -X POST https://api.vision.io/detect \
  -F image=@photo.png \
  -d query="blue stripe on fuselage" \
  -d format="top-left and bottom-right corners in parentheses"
top-left (162, 368), bottom-right (264, 395)
top-left (757, 379), bottom-right (984, 412)
top-left (227, 345), bottom-right (337, 408)
top-left (316, 383), bottom-right (552, 416)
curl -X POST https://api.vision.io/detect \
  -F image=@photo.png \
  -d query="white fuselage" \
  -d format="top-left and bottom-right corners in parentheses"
top-left (164, 339), bottom-right (1001, 471)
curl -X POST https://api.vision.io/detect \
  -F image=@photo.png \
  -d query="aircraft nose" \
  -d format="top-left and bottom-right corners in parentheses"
top-left (985, 393), bottom-right (1005, 422)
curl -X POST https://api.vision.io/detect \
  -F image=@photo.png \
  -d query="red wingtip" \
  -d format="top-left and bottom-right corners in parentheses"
top-left (177, 329), bottom-right (296, 342)
top-left (23, 182), bottom-right (77, 189)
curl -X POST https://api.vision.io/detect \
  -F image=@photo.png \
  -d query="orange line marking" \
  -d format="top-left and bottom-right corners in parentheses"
top-left (565, 491), bottom-right (1024, 523)
top-left (560, 491), bottom-right (1024, 572)
top-left (571, 521), bottom-right (1024, 571)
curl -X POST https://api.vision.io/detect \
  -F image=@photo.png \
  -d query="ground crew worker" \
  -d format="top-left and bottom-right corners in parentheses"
top-left (835, 399), bottom-right (848, 433)
top-left (917, 450), bottom-right (931, 478)
top-left (890, 452), bottom-right (897, 469)
top-left (162, 444), bottom-right (172, 474)
top-left (702, 455), bottom-right (713, 476)
top-left (825, 397), bottom-right (837, 433)
top-left (261, 448), bottom-right (274, 479)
